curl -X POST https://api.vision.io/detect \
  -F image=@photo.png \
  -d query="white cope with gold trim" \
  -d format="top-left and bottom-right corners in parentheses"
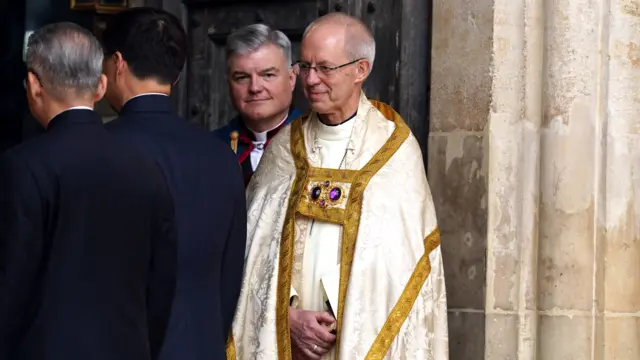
top-left (227, 93), bottom-right (449, 360)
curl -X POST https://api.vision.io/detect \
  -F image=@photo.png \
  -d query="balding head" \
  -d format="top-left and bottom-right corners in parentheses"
top-left (297, 13), bottom-right (375, 123)
top-left (303, 13), bottom-right (376, 70)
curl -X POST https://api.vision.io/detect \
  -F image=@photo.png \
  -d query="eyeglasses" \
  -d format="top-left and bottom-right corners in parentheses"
top-left (293, 58), bottom-right (364, 77)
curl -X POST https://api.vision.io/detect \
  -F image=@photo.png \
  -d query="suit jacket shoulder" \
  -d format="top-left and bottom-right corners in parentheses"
top-left (212, 108), bottom-right (303, 145)
top-left (212, 116), bottom-right (242, 144)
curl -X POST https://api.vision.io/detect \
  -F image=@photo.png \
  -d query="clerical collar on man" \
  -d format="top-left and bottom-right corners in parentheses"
top-left (245, 111), bottom-right (289, 141)
top-left (315, 114), bottom-right (356, 142)
top-left (318, 111), bottom-right (357, 127)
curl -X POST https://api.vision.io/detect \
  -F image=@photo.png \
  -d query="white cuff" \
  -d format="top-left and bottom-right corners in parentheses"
top-left (290, 286), bottom-right (300, 308)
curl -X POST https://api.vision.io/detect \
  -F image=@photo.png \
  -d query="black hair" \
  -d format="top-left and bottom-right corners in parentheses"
top-left (102, 7), bottom-right (186, 85)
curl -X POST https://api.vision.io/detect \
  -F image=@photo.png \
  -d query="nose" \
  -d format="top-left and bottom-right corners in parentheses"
top-left (303, 68), bottom-right (321, 86)
top-left (249, 74), bottom-right (263, 94)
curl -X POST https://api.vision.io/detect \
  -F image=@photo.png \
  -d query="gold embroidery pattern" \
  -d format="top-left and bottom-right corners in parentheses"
top-left (226, 332), bottom-right (236, 359)
top-left (365, 228), bottom-right (441, 360)
top-left (274, 101), bottom-right (412, 359)
top-left (297, 180), bottom-right (349, 224)
top-left (306, 167), bottom-right (359, 182)
top-left (304, 181), bottom-right (348, 209)
top-left (275, 115), bottom-right (309, 360)
top-left (297, 203), bottom-right (345, 225)
top-left (334, 106), bottom-right (409, 357)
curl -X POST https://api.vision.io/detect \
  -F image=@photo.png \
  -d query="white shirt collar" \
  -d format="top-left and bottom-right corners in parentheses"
top-left (47, 106), bottom-right (93, 122)
top-left (129, 93), bottom-right (169, 100)
top-left (249, 112), bottom-right (289, 143)
top-left (66, 106), bottom-right (93, 111)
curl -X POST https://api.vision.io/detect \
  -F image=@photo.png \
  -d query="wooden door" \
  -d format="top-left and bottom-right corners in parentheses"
top-left (164, 0), bottom-right (430, 160)
top-left (183, 0), bottom-right (324, 131)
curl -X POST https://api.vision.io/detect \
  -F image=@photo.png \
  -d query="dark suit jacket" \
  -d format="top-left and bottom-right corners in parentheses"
top-left (106, 95), bottom-right (247, 360)
top-left (0, 109), bottom-right (177, 360)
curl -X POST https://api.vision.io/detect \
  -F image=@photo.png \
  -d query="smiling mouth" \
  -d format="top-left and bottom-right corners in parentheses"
top-left (247, 99), bottom-right (270, 102)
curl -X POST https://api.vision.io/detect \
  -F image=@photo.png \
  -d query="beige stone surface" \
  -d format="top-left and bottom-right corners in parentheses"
top-left (604, 317), bottom-right (640, 359)
top-left (484, 313), bottom-right (519, 360)
top-left (538, 315), bottom-right (593, 359)
top-left (429, 0), bottom-right (640, 356)
top-left (429, 0), bottom-right (493, 132)
top-left (602, 136), bottom-right (640, 317)
top-left (607, 1), bottom-right (640, 135)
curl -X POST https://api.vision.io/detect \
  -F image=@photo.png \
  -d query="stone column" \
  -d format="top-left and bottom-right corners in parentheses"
top-left (534, 0), bottom-right (603, 356)
top-left (430, 0), bottom-right (640, 357)
top-left (482, 0), bottom-right (640, 357)
top-left (483, 0), bottom-right (541, 356)
top-left (600, 1), bottom-right (640, 358)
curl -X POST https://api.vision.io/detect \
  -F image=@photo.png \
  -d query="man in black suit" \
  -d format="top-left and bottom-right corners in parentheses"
top-left (0, 23), bottom-right (177, 360)
top-left (102, 8), bottom-right (247, 360)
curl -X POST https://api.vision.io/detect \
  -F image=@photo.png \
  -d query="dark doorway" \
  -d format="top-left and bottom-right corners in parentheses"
top-left (0, 0), bottom-right (100, 153)
top-left (178, 0), bottom-right (432, 161)
top-left (0, 1), bottom-right (27, 153)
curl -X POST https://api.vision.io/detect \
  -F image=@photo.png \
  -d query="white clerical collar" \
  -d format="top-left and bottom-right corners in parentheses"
top-left (316, 115), bottom-right (356, 141)
top-left (249, 112), bottom-right (289, 143)
top-left (253, 130), bottom-right (268, 142)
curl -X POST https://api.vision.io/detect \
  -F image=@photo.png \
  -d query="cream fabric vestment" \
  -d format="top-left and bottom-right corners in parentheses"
top-left (297, 117), bottom-right (355, 315)
top-left (227, 93), bottom-right (449, 360)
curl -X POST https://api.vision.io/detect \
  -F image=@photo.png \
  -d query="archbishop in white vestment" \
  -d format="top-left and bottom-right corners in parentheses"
top-left (226, 91), bottom-right (449, 359)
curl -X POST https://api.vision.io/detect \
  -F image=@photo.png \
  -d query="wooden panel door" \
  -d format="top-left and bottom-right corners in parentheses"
top-left (184, 0), bottom-right (325, 131)
top-left (175, 0), bottom-right (430, 159)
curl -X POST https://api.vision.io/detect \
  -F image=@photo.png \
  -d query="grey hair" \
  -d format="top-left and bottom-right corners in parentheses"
top-left (26, 22), bottom-right (103, 98)
top-left (226, 24), bottom-right (292, 68)
top-left (303, 13), bottom-right (376, 71)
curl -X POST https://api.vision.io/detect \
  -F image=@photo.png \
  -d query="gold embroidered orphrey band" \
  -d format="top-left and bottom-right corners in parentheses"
top-left (226, 100), bottom-right (441, 359)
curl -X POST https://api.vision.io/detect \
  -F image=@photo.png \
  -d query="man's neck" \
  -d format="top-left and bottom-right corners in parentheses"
top-left (120, 81), bottom-right (171, 110)
top-left (42, 100), bottom-right (94, 128)
top-left (49, 101), bottom-right (93, 118)
top-left (318, 92), bottom-right (360, 125)
top-left (244, 108), bottom-right (290, 134)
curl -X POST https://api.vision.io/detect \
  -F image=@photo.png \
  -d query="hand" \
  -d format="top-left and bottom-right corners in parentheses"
top-left (289, 308), bottom-right (336, 359)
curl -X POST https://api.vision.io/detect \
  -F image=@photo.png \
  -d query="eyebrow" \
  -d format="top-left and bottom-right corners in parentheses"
top-left (259, 67), bottom-right (279, 73)
top-left (231, 67), bottom-right (280, 77)
top-left (231, 71), bottom-right (249, 77)
top-left (299, 60), bottom-right (334, 66)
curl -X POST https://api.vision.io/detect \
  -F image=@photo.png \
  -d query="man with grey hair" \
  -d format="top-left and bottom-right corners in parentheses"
top-left (0, 22), bottom-right (177, 360)
top-left (214, 23), bottom-right (301, 186)
top-left (227, 13), bottom-right (448, 359)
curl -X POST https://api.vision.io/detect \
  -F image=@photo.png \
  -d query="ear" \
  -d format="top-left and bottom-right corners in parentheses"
top-left (113, 51), bottom-right (127, 77)
top-left (287, 67), bottom-right (296, 91)
top-left (94, 74), bottom-right (107, 103)
top-left (27, 71), bottom-right (43, 100)
top-left (353, 59), bottom-right (371, 85)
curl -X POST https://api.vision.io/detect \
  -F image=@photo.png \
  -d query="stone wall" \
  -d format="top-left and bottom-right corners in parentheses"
top-left (429, 0), bottom-right (640, 358)
top-left (429, 0), bottom-right (493, 357)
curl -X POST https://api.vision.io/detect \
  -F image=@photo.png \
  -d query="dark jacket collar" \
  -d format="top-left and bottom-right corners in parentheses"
top-left (234, 107), bottom-right (302, 141)
top-left (119, 94), bottom-right (173, 115)
top-left (47, 108), bottom-right (102, 131)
